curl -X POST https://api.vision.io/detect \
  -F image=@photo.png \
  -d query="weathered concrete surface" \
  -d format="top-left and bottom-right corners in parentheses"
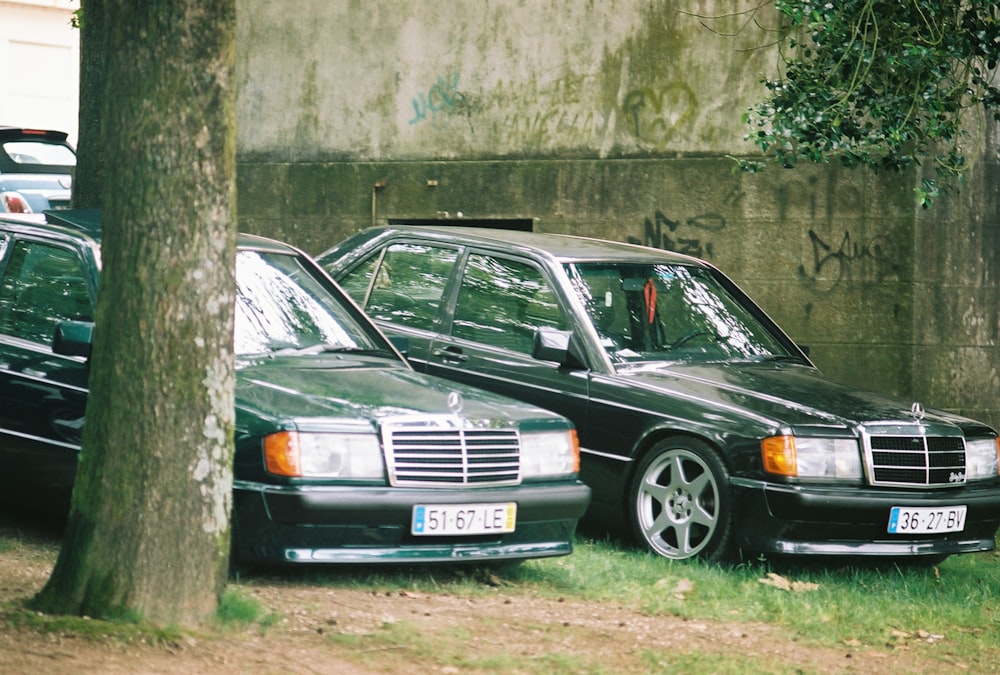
top-left (235, 1), bottom-right (999, 428)
top-left (237, 1), bottom-right (772, 159)
top-left (912, 117), bottom-right (1000, 426)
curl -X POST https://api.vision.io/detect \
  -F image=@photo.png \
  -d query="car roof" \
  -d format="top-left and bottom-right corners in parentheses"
top-left (0, 209), bottom-right (294, 255)
top-left (354, 225), bottom-right (706, 266)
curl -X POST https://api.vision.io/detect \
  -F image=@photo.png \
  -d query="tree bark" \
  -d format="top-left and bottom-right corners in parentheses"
top-left (71, 0), bottom-right (105, 210)
top-left (33, 0), bottom-right (237, 628)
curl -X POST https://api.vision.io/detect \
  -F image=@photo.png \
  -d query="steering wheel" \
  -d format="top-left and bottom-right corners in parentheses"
top-left (668, 329), bottom-right (715, 350)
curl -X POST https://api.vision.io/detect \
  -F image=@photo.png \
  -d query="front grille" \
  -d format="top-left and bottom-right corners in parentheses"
top-left (865, 428), bottom-right (966, 487)
top-left (382, 415), bottom-right (521, 487)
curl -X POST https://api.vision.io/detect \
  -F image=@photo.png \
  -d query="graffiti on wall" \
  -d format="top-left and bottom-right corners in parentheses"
top-left (406, 72), bottom-right (705, 149)
top-left (494, 109), bottom-right (604, 148)
top-left (627, 207), bottom-right (898, 294)
top-left (487, 72), bottom-right (610, 148)
top-left (797, 229), bottom-right (896, 292)
top-left (409, 72), bottom-right (469, 125)
top-left (621, 83), bottom-right (697, 146)
top-left (627, 209), bottom-right (725, 259)
top-left (408, 70), bottom-right (614, 147)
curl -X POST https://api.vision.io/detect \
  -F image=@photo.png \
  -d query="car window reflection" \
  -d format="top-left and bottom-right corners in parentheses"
top-left (566, 262), bottom-right (792, 363)
top-left (234, 251), bottom-right (378, 355)
top-left (363, 243), bottom-right (457, 330)
top-left (453, 254), bottom-right (566, 354)
top-left (0, 240), bottom-right (92, 345)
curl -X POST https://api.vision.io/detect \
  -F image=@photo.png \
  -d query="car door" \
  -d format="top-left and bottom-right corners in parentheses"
top-left (425, 249), bottom-right (593, 450)
top-left (336, 239), bottom-right (461, 366)
top-left (0, 234), bottom-right (93, 509)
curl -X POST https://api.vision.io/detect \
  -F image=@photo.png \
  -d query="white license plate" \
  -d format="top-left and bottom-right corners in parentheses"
top-left (887, 505), bottom-right (967, 534)
top-left (412, 503), bottom-right (516, 536)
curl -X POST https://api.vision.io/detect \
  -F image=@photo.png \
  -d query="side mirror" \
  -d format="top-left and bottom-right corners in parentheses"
top-left (53, 320), bottom-right (94, 358)
top-left (532, 327), bottom-right (586, 369)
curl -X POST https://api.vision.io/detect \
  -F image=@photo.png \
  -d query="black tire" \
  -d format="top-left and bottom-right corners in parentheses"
top-left (628, 437), bottom-right (734, 561)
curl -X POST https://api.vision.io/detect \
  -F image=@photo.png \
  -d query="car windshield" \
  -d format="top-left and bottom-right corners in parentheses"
top-left (2, 141), bottom-right (76, 167)
top-left (234, 249), bottom-right (384, 356)
top-left (564, 262), bottom-right (795, 365)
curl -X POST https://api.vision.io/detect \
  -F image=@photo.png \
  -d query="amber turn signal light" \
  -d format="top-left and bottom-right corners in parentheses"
top-left (264, 431), bottom-right (301, 477)
top-left (761, 435), bottom-right (797, 477)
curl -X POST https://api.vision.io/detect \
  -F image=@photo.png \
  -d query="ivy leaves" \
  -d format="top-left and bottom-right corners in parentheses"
top-left (742, 1), bottom-right (1000, 207)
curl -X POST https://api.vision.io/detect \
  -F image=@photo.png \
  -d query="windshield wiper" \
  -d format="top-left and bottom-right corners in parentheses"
top-left (271, 342), bottom-right (368, 356)
top-left (749, 354), bottom-right (804, 364)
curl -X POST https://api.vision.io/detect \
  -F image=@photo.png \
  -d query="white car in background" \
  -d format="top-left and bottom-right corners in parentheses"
top-left (0, 126), bottom-right (75, 214)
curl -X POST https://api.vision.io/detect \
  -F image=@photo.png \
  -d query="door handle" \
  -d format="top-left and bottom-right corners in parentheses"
top-left (432, 347), bottom-right (469, 362)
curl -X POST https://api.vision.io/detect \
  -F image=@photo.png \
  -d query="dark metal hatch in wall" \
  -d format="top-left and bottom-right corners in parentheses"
top-left (387, 218), bottom-right (533, 232)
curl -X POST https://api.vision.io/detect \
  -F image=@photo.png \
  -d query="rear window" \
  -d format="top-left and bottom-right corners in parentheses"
top-left (2, 140), bottom-right (76, 167)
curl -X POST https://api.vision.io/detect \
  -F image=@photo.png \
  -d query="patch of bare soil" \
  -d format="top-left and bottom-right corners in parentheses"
top-left (0, 512), bottom-right (961, 674)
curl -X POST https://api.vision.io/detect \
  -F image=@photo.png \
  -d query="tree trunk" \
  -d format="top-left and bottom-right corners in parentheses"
top-left (71, 0), bottom-right (105, 210)
top-left (33, 0), bottom-right (237, 628)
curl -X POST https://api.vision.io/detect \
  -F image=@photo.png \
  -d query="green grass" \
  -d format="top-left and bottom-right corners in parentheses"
top-left (326, 619), bottom-right (605, 674)
top-left (256, 534), bottom-right (1000, 672)
top-left (5, 525), bottom-right (1000, 672)
top-left (514, 536), bottom-right (1000, 651)
top-left (215, 587), bottom-right (282, 630)
top-left (3, 604), bottom-right (185, 646)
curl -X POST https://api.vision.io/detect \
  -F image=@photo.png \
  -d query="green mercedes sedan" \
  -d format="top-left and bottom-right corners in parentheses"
top-left (0, 212), bottom-right (589, 566)
top-left (319, 225), bottom-right (1000, 564)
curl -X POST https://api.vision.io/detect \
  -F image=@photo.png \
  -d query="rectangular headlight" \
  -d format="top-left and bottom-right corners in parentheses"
top-left (264, 431), bottom-right (384, 478)
top-left (965, 437), bottom-right (1000, 480)
top-left (762, 436), bottom-right (862, 480)
top-left (520, 429), bottom-right (580, 478)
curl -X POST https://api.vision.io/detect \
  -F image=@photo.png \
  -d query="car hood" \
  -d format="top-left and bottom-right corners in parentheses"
top-left (619, 361), bottom-right (991, 434)
top-left (236, 354), bottom-right (561, 429)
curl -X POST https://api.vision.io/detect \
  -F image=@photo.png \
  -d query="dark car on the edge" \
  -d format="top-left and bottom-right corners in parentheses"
top-left (0, 212), bottom-right (590, 567)
top-left (319, 225), bottom-right (1000, 564)
top-left (0, 127), bottom-right (75, 214)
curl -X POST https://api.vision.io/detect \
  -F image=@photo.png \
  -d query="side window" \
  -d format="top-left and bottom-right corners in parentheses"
top-left (364, 243), bottom-right (458, 330)
top-left (337, 253), bottom-right (379, 305)
top-left (452, 254), bottom-right (566, 354)
top-left (0, 240), bottom-right (93, 346)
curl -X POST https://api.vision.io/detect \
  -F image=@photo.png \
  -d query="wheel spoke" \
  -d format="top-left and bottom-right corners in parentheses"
top-left (641, 475), bottom-right (671, 504)
top-left (675, 519), bottom-right (697, 555)
top-left (645, 510), bottom-right (673, 540)
top-left (684, 470), bottom-right (710, 497)
top-left (690, 501), bottom-right (717, 528)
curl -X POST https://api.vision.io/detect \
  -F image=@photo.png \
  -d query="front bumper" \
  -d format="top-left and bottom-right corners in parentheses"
top-left (732, 477), bottom-right (1000, 558)
top-left (232, 480), bottom-right (591, 564)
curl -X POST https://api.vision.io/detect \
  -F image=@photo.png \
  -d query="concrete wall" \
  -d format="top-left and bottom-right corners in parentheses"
top-left (235, 1), bottom-right (997, 428)
top-left (237, 1), bottom-right (771, 160)
top-left (912, 118), bottom-right (1000, 426)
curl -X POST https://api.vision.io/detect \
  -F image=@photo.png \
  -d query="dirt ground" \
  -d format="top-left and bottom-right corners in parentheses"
top-left (0, 512), bottom-right (965, 674)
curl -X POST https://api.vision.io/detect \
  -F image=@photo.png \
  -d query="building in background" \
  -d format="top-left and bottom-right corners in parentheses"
top-left (0, 1), bottom-right (994, 430)
top-left (0, 0), bottom-right (78, 145)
